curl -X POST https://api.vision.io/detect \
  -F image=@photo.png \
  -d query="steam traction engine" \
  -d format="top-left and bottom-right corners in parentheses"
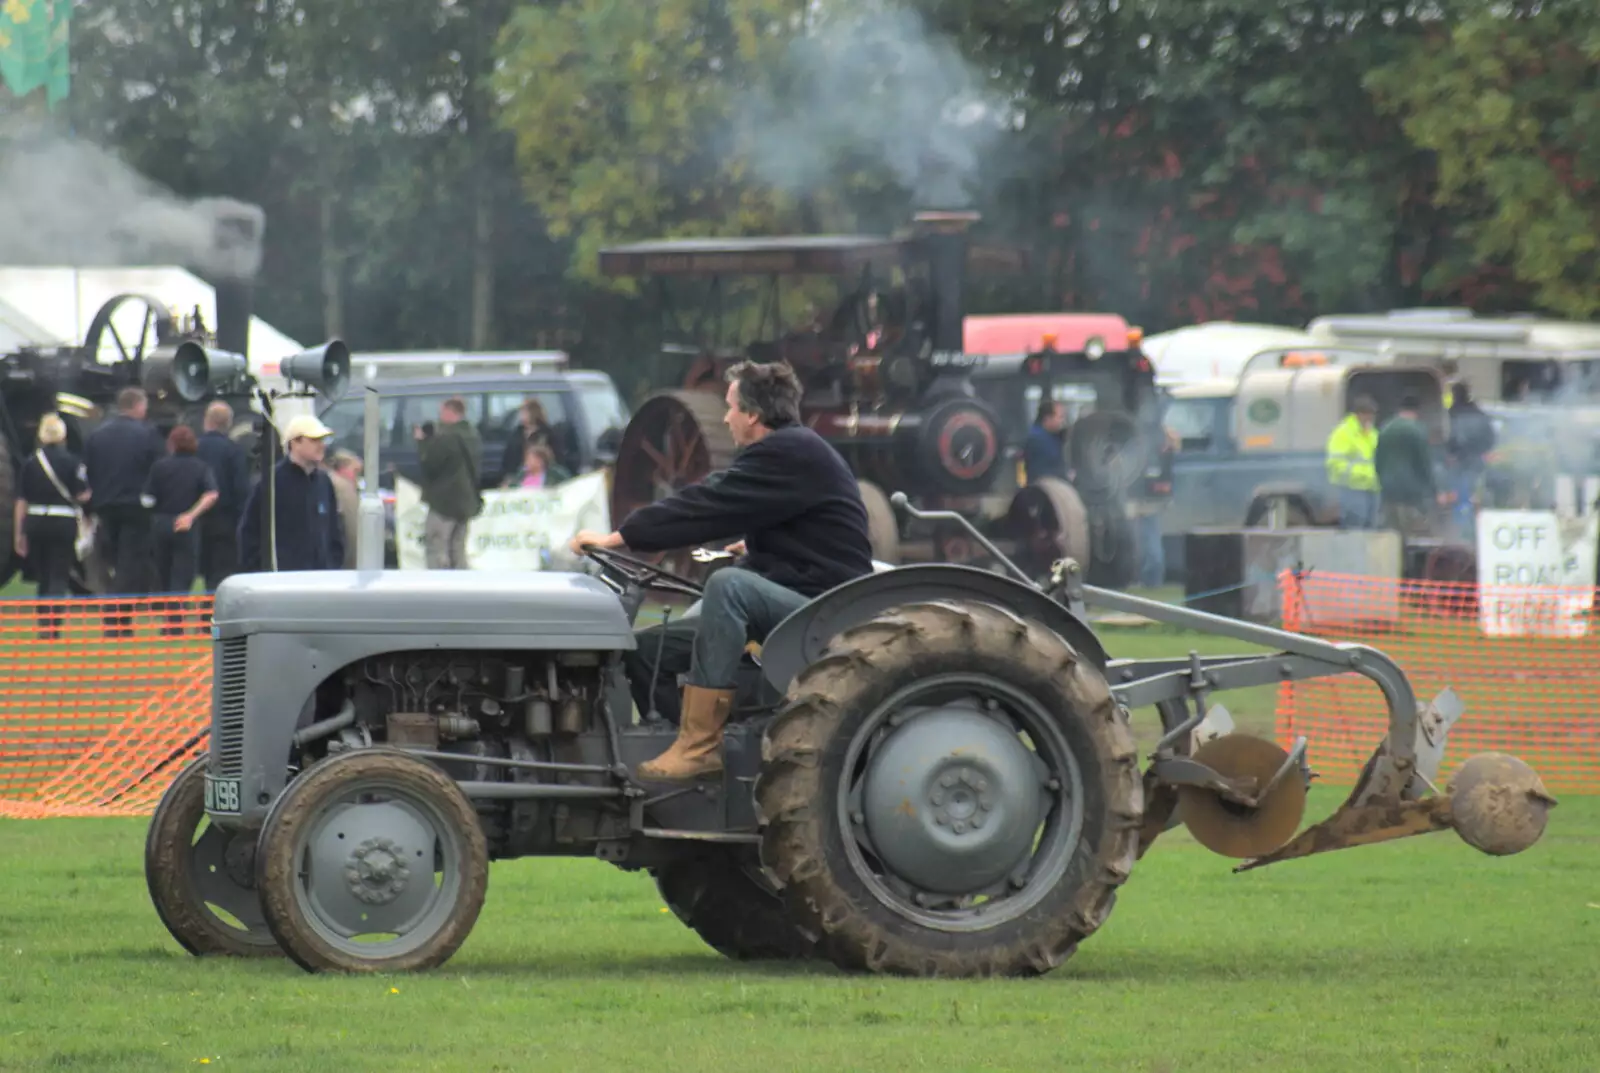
top-left (0, 292), bottom-right (266, 590)
top-left (967, 313), bottom-right (1170, 589)
top-left (604, 211), bottom-right (1165, 582)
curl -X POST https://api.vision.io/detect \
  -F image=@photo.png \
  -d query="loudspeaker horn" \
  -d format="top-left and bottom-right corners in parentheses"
top-left (281, 340), bottom-right (351, 399)
top-left (141, 342), bottom-right (241, 403)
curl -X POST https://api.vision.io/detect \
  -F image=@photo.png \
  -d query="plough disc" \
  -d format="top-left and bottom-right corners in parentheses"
top-left (1177, 734), bottom-right (1308, 858)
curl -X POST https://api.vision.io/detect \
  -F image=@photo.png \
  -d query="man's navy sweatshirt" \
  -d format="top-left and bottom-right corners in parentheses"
top-left (196, 429), bottom-right (252, 516)
top-left (617, 425), bottom-right (873, 598)
top-left (238, 458), bottom-right (345, 572)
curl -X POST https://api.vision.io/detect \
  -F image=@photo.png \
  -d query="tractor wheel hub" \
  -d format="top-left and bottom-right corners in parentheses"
top-left (929, 768), bottom-right (993, 832)
top-left (346, 837), bottom-right (412, 905)
top-left (860, 708), bottom-right (1045, 895)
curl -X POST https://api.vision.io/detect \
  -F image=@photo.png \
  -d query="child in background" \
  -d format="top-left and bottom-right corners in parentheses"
top-left (512, 443), bottom-right (571, 489)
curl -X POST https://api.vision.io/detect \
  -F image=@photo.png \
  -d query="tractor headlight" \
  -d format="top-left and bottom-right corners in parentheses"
top-left (1085, 336), bottom-right (1106, 361)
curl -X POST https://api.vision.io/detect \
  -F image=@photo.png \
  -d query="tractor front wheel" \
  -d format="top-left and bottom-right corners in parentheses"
top-left (255, 749), bottom-right (488, 974)
top-left (756, 600), bottom-right (1143, 977)
top-left (144, 755), bottom-right (282, 958)
top-left (654, 845), bottom-right (819, 961)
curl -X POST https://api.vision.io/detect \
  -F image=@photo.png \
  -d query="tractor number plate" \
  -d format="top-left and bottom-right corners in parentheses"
top-left (204, 776), bottom-right (242, 814)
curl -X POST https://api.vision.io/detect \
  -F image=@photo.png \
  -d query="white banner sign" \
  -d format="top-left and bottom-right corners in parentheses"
top-left (1476, 509), bottom-right (1598, 638)
top-left (394, 471), bottom-right (610, 572)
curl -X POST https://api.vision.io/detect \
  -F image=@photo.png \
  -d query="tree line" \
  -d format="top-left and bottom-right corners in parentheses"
top-left (4, 0), bottom-right (1597, 400)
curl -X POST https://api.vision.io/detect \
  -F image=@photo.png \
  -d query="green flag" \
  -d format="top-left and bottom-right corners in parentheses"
top-left (0, 0), bottom-right (70, 108)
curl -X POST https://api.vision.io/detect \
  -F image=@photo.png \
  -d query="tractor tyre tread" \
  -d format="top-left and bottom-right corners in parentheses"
top-left (654, 847), bottom-right (820, 962)
top-left (144, 755), bottom-right (282, 958)
top-left (754, 600), bottom-right (1143, 978)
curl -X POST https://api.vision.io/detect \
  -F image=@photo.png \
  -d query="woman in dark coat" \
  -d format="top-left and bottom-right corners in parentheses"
top-left (145, 425), bottom-right (219, 633)
top-left (12, 413), bottom-right (90, 639)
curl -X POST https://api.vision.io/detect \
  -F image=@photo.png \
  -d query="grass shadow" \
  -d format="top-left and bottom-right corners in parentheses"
top-left (452, 951), bottom-right (842, 980)
top-left (1063, 939), bottom-right (1527, 985)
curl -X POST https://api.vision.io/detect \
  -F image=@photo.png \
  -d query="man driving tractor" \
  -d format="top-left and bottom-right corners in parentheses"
top-left (568, 360), bottom-right (874, 783)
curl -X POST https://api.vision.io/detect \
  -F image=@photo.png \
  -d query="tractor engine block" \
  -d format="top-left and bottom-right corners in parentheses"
top-left (331, 650), bottom-right (622, 858)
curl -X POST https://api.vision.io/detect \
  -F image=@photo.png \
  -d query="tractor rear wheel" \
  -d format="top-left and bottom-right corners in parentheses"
top-left (144, 755), bottom-right (282, 957)
top-left (255, 749), bottom-right (488, 974)
top-left (654, 845), bottom-right (818, 961)
top-left (756, 600), bottom-right (1143, 977)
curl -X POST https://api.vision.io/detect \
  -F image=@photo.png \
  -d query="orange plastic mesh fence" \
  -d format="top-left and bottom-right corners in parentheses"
top-left (3, 576), bottom-right (1594, 819)
top-left (0, 595), bottom-right (212, 818)
top-left (1275, 570), bottom-right (1599, 795)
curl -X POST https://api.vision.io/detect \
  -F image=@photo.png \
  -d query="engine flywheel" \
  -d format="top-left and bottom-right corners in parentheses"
top-left (1177, 734), bottom-right (1308, 859)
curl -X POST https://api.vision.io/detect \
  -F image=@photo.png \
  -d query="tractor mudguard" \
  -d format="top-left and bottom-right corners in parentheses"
top-left (758, 563), bottom-right (1109, 695)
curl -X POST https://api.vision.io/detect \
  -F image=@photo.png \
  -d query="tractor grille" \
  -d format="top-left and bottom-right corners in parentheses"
top-left (212, 637), bottom-right (249, 778)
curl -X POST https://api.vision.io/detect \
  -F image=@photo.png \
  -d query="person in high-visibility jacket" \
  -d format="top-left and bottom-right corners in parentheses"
top-left (1325, 395), bottom-right (1380, 528)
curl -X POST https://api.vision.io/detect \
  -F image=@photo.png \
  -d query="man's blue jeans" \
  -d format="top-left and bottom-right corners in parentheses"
top-left (689, 567), bottom-right (809, 689)
top-left (625, 568), bottom-right (810, 721)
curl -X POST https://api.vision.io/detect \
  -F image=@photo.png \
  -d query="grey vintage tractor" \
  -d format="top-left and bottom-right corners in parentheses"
top-left (144, 491), bottom-right (1556, 977)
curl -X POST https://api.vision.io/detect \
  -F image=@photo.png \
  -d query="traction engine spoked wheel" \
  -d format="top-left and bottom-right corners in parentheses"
top-left (857, 479), bottom-right (901, 565)
top-left (1421, 543), bottom-right (1479, 617)
top-left (144, 755), bottom-right (282, 957)
top-left (255, 749), bottom-right (489, 974)
top-left (1006, 477), bottom-right (1091, 582)
top-left (653, 845), bottom-right (819, 961)
top-left (757, 601), bottom-right (1143, 977)
top-left (609, 390), bottom-right (738, 582)
top-left (82, 294), bottom-right (172, 368)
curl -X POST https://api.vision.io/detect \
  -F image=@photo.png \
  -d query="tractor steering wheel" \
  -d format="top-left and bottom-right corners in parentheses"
top-left (580, 544), bottom-right (704, 600)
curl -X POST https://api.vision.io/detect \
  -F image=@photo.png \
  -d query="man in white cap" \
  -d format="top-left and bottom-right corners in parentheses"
top-left (237, 413), bottom-right (345, 572)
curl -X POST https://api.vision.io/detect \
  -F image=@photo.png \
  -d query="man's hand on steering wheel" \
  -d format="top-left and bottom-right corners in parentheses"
top-left (568, 530), bottom-right (704, 600)
top-left (568, 529), bottom-right (624, 556)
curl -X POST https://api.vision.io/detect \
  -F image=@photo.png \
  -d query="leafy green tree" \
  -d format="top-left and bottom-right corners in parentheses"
top-left (916, 0), bottom-right (1473, 328)
top-left (56, 0), bottom-right (553, 351)
top-left (494, 0), bottom-right (1029, 390)
top-left (1366, 3), bottom-right (1600, 316)
top-left (495, 0), bottom-right (820, 296)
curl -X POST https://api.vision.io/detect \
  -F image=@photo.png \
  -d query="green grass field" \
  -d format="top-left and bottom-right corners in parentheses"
top-left (0, 792), bottom-right (1591, 1073)
top-left (0, 595), bottom-right (1592, 1071)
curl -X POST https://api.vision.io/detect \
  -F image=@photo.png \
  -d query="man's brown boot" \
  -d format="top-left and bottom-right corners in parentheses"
top-left (636, 684), bottom-right (736, 782)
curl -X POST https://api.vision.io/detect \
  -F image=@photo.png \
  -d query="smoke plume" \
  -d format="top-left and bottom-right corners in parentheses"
top-left (730, 5), bottom-right (1012, 210)
top-left (0, 122), bottom-right (265, 279)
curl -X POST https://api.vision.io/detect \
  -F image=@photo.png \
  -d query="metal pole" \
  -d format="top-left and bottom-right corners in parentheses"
top-left (355, 385), bottom-right (385, 571)
top-left (255, 387), bottom-right (278, 572)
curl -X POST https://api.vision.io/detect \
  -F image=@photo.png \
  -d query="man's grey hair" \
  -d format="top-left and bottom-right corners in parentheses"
top-left (725, 360), bottom-right (802, 428)
top-left (327, 448), bottom-right (361, 474)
